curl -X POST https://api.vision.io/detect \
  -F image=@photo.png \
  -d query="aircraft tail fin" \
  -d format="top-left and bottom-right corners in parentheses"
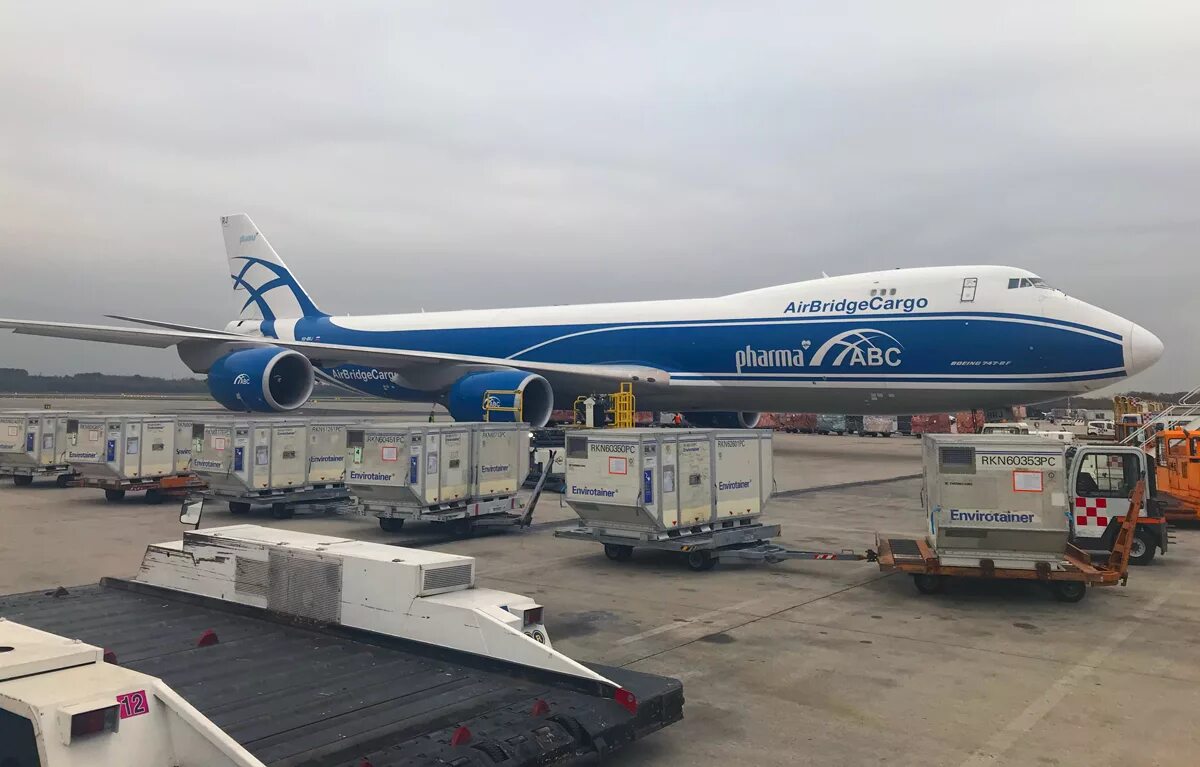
top-left (222, 214), bottom-right (326, 320)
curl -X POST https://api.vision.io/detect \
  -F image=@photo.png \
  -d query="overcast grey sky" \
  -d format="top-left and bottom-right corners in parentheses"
top-left (1, 1), bottom-right (1197, 393)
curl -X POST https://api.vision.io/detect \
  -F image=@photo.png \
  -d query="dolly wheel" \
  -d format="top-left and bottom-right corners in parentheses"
top-left (271, 503), bottom-right (294, 519)
top-left (379, 517), bottom-right (405, 533)
top-left (12, 475), bottom-right (33, 487)
top-left (686, 550), bottom-right (718, 572)
top-left (449, 517), bottom-right (473, 537)
top-left (104, 488), bottom-right (126, 503)
top-left (604, 543), bottom-right (633, 562)
top-left (228, 501), bottom-right (252, 515)
top-left (912, 573), bottom-right (945, 594)
top-left (144, 488), bottom-right (165, 504)
top-left (1051, 580), bottom-right (1087, 603)
top-left (1128, 529), bottom-right (1157, 566)
top-left (55, 473), bottom-right (74, 488)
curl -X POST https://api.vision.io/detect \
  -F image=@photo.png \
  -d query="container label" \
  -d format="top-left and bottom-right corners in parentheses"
top-left (380, 446), bottom-right (400, 462)
top-left (975, 452), bottom-right (1060, 469)
top-left (350, 470), bottom-right (394, 481)
top-left (948, 509), bottom-right (1039, 524)
top-left (1012, 470), bottom-right (1043, 492)
top-left (409, 455), bottom-right (419, 483)
top-left (608, 456), bottom-right (628, 475)
top-left (643, 469), bottom-right (654, 504)
top-left (106, 439), bottom-right (117, 461)
top-left (234, 447), bottom-right (244, 472)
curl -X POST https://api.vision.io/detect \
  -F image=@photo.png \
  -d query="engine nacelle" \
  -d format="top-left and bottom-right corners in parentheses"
top-left (207, 347), bottom-right (314, 412)
top-left (447, 370), bottom-right (553, 427)
top-left (683, 411), bottom-right (762, 429)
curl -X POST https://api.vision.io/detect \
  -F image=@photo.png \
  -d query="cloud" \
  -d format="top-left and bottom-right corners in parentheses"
top-left (0, 1), bottom-right (1196, 393)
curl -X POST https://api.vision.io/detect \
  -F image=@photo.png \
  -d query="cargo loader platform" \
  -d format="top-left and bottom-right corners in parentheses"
top-left (0, 579), bottom-right (683, 767)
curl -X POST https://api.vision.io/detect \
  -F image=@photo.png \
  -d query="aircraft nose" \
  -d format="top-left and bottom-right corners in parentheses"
top-left (1128, 322), bottom-right (1165, 374)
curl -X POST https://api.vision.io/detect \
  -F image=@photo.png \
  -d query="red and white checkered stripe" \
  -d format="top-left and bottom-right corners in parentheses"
top-left (813, 553), bottom-right (839, 559)
top-left (1075, 496), bottom-right (1108, 526)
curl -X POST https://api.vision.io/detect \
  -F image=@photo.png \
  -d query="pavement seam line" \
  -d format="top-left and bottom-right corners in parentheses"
top-left (619, 572), bottom-right (895, 667)
top-left (614, 597), bottom-right (771, 646)
top-left (956, 578), bottom-right (1182, 767)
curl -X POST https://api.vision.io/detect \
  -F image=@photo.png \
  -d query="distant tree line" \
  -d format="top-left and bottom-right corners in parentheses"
top-left (0, 368), bottom-right (358, 395)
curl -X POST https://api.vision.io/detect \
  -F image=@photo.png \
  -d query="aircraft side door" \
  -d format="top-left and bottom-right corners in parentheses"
top-left (1067, 446), bottom-right (1147, 542)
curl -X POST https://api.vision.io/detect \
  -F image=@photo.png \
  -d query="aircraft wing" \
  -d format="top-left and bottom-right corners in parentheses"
top-left (0, 318), bottom-right (671, 386)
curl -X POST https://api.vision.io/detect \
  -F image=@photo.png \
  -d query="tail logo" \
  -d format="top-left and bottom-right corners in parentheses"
top-left (232, 374), bottom-right (251, 385)
top-left (239, 233), bottom-right (258, 244)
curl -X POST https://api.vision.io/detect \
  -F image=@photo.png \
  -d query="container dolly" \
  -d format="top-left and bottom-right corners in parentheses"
top-left (875, 481), bottom-right (1145, 603)
top-left (555, 518), bottom-right (876, 571)
top-left (80, 472), bottom-right (207, 503)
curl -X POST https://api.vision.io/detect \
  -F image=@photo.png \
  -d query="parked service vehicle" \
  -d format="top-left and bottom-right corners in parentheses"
top-left (1087, 420), bottom-right (1116, 437)
top-left (0, 409), bottom-right (82, 486)
top-left (923, 434), bottom-right (1166, 567)
top-left (979, 422), bottom-right (1031, 435)
top-left (0, 525), bottom-right (683, 766)
top-left (872, 434), bottom-right (1153, 601)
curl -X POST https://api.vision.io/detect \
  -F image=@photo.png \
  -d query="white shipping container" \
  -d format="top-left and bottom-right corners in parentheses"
top-left (346, 422), bottom-right (524, 509)
top-left (190, 418), bottom-right (309, 494)
top-left (563, 428), bottom-right (773, 535)
top-left (307, 421), bottom-right (355, 484)
top-left (0, 410), bottom-right (81, 470)
top-left (66, 414), bottom-right (178, 481)
top-left (922, 434), bottom-right (1070, 568)
top-left (173, 418), bottom-right (194, 474)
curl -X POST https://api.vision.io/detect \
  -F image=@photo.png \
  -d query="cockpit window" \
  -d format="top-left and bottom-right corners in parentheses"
top-left (1008, 276), bottom-right (1053, 290)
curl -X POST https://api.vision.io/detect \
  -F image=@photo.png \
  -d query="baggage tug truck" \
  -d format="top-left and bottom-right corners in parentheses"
top-left (0, 525), bottom-right (683, 766)
top-left (876, 434), bottom-right (1152, 601)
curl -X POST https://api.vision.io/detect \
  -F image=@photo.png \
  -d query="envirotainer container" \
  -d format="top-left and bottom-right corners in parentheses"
top-left (0, 410), bottom-right (80, 472)
top-left (173, 418), bottom-right (194, 474)
top-left (346, 422), bottom-right (526, 509)
top-left (66, 414), bottom-right (178, 481)
top-left (922, 433), bottom-right (1070, 569)
top-left (306, 419), bottom-right (360, 484)
top-left (190, 418), bottom-right (309, 495)
top-left (562, 428), bottom-right (773, 535)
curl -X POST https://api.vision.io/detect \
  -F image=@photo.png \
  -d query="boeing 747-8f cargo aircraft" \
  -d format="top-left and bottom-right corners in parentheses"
top-left (0, 214), bottom-right (1163, 427)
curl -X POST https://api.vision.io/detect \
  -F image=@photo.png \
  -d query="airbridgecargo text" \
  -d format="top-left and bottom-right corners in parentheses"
top-left (784, 296), bottom-right (929, 315)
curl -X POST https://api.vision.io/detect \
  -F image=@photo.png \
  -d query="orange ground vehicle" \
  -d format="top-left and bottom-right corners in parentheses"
top-left (1155, 429), bottom-right (1200, 522)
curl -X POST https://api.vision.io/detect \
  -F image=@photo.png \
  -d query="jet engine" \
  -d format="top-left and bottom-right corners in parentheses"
top-left (207, 347), bottom-right (314, 412)
top-left (446, 370), bottom-right (554, 427)
top-left (683, 411), bottom-right (762, 429)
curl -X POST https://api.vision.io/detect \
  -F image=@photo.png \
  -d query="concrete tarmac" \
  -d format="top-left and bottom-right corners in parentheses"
top-left (1, 426), bottom-right (1197, 766)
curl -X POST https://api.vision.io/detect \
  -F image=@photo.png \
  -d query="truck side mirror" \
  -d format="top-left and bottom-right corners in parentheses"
top-left (179, 498), bottom-right (204, 528)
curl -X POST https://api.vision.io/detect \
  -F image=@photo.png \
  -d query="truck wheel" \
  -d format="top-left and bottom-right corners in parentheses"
top-left (104, 488), bottom-right (126, 502)
top-left (271, 503), bottom-right (294, 519)
top-left (1051, 581), bottom-right (1087, 603)
top-left (12, 475), bottom-right (33, 487)
top-left (1128, 529), bottom-right (1157, 566)
top-left (604, 543), bottom-right (633, 562)
top-left (55, 473), bottom-right (74, 488)
top-left (228, 501), bottom-right (252, 515)
top-left (449, 517), bottom-right (473, 537)
top-left (378, 517), bottom-right (404, 533)
top-left (686, 550), bottom-right (718, 571)
top-left (912, 574), bottom-right (945, 594)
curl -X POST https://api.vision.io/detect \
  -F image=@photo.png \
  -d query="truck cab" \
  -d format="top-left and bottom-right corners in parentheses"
top-left (1066, 443), bottom-right (1166, 565)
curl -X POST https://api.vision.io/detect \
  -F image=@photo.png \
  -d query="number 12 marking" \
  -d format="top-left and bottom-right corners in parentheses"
top-left (116, 690), bottom-right (149, 719)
